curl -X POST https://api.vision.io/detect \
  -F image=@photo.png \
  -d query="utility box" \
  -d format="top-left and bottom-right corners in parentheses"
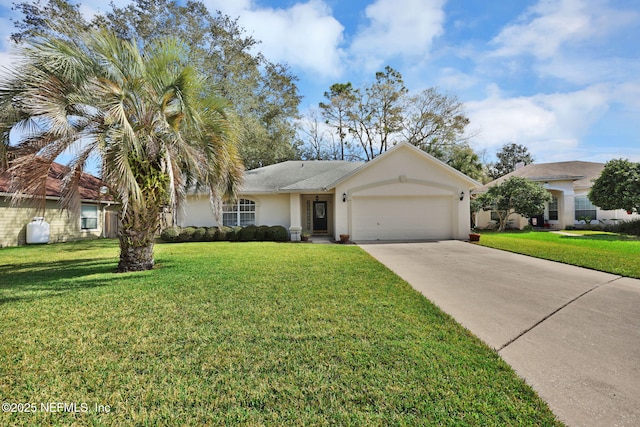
top-left (26, 217), bottom-right (50, 244)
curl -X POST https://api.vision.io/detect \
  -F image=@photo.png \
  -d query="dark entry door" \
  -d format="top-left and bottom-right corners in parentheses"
top-left (530, 214), bottom-right (545, 227)
top-left (313, 201), bottom-right (328, 233)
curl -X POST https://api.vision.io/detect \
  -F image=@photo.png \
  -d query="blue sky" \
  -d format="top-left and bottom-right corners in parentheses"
top-left (0, 0), bottom-right (639, 163)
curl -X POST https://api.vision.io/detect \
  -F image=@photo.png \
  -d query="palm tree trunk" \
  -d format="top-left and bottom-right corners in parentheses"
top-left (117, 207), bottom-right (160, 272)
top-left (118, 232), bottom-right (155, 272)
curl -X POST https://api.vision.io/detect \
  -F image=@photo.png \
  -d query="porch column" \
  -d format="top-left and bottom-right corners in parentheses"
top-left (289, 193), bottom-right (302, 241)
top-left (560, 192), bottom-right (574, 229)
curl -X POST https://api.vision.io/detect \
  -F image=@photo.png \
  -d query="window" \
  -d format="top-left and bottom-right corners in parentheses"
top-left (548, 196), bottom-right (558, 221)
top-left (223, 199), bottom-right (256, 226)
top-left (81, 205), bottom-right (99, 230)
top-left (575, 196), bottom-right (597, 221)
top-left (490, 211), bottom-right (500, 221)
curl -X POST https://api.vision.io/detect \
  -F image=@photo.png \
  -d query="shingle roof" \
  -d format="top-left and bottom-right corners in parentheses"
top-left (475, 161), bottom-right (604, 192)
top-left (0, 162), bottom-right (109, 201)
top-left (242, 160), bottom-right (363, 193)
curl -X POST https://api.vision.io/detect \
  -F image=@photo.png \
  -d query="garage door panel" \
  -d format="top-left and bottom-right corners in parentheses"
top-left (352, 196), bottom-right (452, 240)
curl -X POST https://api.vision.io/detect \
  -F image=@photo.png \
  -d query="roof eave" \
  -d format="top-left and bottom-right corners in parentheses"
top-left (328, 142), bottom-right (482, 189)
top-left (0, 192), bottom-right (115, 204)
top-left (526, 175), bottom-right (585, 182)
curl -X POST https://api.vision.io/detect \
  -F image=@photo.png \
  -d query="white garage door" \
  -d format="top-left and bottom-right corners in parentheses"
top-left (351, 196), bottom-right (453, 241)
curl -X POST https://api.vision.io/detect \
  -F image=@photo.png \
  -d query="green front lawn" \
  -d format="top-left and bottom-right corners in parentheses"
top-left (478, 230), bottom-right (640, 278)
top-left (1, 240), bottom-right (562, 426)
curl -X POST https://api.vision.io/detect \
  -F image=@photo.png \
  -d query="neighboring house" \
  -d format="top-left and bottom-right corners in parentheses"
top-left (181, 142), bottom-right (480, 241)
top-left (0, 163), bottom-right (116, 247)
top-left (474, 161), bottom-right (640, 230)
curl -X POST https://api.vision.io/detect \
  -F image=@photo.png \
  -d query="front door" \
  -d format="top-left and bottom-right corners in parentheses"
top-left (313, 201), bottom-right (328, 234)
top-left (530, 214), bottom-right (545, 227)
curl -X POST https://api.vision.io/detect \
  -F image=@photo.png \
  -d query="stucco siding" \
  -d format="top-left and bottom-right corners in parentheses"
top-left (573, 190), bottom-right (640, 223)
top-left (180, 193), bottom-right (291, 227)
top-left (178, 195), bottom-right (215, 227)
top-left (334, 145), bottom-right (473, 240)
top-left (255, 194), bottom-right (290, 226)
top-left (474, 186), bottom-right (640, 230)
top-left (0, 199), bottom-right (103, 247)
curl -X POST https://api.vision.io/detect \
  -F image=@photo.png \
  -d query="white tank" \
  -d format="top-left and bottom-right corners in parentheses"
top-left (26, 217), bottom-right (50, 244)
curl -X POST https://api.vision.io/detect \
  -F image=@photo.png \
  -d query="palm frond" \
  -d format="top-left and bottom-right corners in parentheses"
top-left (2, 28), bottom-right (244, 230)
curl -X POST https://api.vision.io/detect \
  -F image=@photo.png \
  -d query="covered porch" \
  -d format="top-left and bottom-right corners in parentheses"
top-left (288, 193), bottom-right (336, 241)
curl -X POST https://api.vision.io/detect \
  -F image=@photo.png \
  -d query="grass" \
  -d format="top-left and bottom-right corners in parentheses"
top-left (0, 240), bottom-right (562, 426)
top-left (478, 230), bottom-right (640, 278)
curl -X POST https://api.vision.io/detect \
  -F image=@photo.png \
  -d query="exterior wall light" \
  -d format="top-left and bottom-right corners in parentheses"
top-left (459, 191), bottom-right (465, 201)
top-left (342, 193), bottom-right (347, 202)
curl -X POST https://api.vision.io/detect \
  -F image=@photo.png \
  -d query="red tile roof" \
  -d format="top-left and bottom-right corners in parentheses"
top-left (0, 162), bottom-right (109, 201)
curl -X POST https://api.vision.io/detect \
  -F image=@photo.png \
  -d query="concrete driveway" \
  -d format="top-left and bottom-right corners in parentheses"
top-left (360, 240), bottom-right (640, 427)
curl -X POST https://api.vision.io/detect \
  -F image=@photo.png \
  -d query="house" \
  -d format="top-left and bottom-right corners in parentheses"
top-left (0, 163), bottom-right (116, 247)
top-left (474, 161), bottom-right (640, 229)
top-left (180, 142), bottom-right (480, 241)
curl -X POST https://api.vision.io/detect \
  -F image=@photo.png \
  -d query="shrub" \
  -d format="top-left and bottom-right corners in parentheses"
top-left (204, 227), bottom-right (217, 242)
top-left (215, 226), bottom-right (233, 241)
top-left (179, 227), bottom-right (197, 242)
top-left (227, 226), bottom-right (242, 242)
top-left (239, 225), bottom-right (258, 242)
top-left (614, 218), bottom-right (640, 236)
top-left (193, 227), bottom-right (207, 242)
top-left (270, 225), bottom-right (289, 242)
top-left (160, 227), bottom-right (181, 243)
top-left (256, 225), bottom-right (272, 241)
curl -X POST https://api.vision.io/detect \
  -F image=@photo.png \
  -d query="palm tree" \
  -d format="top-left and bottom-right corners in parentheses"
top-left (0, 29), bottom-right (244, 272)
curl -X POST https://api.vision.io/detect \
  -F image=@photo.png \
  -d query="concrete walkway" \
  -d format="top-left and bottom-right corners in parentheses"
top-left (359, 240), bottom-right (640, 427)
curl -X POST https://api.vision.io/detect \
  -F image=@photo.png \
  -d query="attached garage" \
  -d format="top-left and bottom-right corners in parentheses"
top-left (334, 143), bottom-right (479, 241)
top-left (351, 195), bottom-right (454, 240)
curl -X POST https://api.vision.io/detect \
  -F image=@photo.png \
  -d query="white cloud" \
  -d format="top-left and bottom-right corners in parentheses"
top-left (239, 1), bottom-right (345, 77)
top-left (466, 84), bottom-right (612, 161)
top-left (71, 0), bottom-right (133, 20)
top-left (613, 81), bottom-right (640, 111)
top-left (0, 15), bottom-right (19, 76)
top-left (200, 0), bottom-right (344, 78)
top-left (0, 48), bottom-right (19, 76)
top-left (491, 0), bottom-right (591, 59)
top-left (437, 68), bottom-right (477, 91)
top-left (349, 0), bottom-right (446, 69)
top-left (534, 56), bottom-right (637, 87)
top-left (491, 0), bottom-right (638, 60)
top-left (201, 0), bottom-right (252, 19)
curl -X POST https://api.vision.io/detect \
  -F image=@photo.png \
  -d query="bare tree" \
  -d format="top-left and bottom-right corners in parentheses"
top-left (297, 108), bottom-right (340, 160)
top-left (319, 83), bottom-right (356, 160)
top-left (402, 88), bottom-right (470, 157)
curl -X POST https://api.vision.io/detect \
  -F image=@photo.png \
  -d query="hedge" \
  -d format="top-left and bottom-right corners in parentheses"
top-left (160, 225), bottom-right (290, 243)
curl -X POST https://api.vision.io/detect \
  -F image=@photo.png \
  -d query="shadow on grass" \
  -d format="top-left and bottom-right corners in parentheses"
top-left (559, 233), bottom-right (640, 242)
top-left (0, 255), bottom-right (133, 305)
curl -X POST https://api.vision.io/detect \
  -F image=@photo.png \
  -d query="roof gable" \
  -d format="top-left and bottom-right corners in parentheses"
top-left (329, 142), bottom-right (481, 189)
top-left (476, 161), bottom-right (604, 192)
